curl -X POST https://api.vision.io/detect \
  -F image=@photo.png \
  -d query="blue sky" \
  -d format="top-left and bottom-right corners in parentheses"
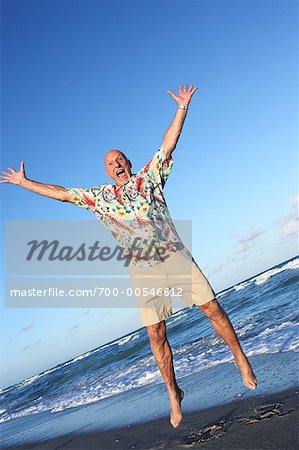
top-left (1, 0), bottom-right (297, 388)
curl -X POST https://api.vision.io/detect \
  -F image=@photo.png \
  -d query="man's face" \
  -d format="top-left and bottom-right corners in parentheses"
top-left (104, 150), bottom-right (132, 186)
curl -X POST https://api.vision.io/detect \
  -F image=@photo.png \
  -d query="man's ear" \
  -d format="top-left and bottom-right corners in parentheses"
top-left (128, 160), bottom-right (132, 169)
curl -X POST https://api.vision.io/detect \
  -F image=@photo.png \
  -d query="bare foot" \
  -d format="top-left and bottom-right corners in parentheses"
top-left (169, 388), bottom-right (184, 428)
top-left (234, 356), bottom-right (257, 390)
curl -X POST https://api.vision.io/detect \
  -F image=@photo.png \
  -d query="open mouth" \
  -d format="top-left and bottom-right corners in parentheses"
top-left (116, 168), bottom-right (126, 179)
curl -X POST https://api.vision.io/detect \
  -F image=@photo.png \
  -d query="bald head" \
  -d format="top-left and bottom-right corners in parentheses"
top-left (104, 150), bottom-right (128, 164)
top-left (104, 150), bottom-right (132, 186)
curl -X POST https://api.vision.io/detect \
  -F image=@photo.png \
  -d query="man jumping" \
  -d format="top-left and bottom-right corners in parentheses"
top-left (1, 84), bottom-right (257, 428)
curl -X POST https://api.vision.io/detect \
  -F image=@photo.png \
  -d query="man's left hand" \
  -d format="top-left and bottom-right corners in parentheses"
top-left (167, 84), bottom-right (198, 108)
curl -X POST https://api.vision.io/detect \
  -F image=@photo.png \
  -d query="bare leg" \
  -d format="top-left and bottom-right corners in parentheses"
top-left (198, 299), bottom-right (258, 390)
top-left (147, 321), bottom-right (184, 428)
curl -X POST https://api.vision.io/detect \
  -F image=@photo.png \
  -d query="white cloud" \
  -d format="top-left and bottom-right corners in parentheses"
top-left (235, 229), bottom-right (265, 253)
top-left (209, 263), bottom-right (224, 275)
top-left (21, 345), bottom-right (30, 352)
top-left (21, 322), bottom-right (34, 332)
top-left (277, 193), bottom-right (298, 239)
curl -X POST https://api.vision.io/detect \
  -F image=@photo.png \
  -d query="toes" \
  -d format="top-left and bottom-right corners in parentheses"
top-left (169, 389), bottom-right (184, 428)
top-left (245, 379), bottom-right (257, 390)
top-left (170, 417), bottom-right (182, 428)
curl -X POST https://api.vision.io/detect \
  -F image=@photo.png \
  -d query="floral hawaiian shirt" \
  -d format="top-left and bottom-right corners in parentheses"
top-left (66, 147), bottom-right (186, 268)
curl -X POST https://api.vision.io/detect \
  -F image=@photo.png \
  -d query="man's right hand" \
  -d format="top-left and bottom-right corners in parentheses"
top-left (0, 162), bottom-right (73, 202)
top-left (0, 161), bottom-right (26, 186)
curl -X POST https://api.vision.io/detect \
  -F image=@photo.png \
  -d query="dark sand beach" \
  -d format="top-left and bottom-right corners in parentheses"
top-left (14, 387), bottom-right (298, 450)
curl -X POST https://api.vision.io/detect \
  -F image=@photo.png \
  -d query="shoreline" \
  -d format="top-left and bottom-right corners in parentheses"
top-left (10, 386), bottom-right (298, 450)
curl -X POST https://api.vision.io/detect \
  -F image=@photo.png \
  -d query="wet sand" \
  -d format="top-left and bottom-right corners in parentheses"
top-left (11, 387), bottom-right (299, 449)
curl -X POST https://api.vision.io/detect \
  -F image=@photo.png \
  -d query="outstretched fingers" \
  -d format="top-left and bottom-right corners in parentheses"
top-left (0, 174), bottom-right (10, 183)
top-left (167, 90), bottom-right (176, 99)
top-left (167, 91), bottom-right (181, 104)
top-left (0, 162), bottom-right (25, 185)
top-left (180, 83), bottom-right (199, 95)
top-left (168, 84), bottom-right (199, 105)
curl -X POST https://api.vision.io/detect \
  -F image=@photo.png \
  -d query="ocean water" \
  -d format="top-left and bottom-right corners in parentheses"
top-left (1, 256), bottom-right (298, 448)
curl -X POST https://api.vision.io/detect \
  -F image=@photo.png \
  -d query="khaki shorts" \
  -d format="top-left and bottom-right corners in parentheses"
top-left (128, 248), bottom-right (216, 326)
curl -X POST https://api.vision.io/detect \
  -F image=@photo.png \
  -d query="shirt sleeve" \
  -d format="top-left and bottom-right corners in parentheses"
top-left (65, 187), bottom-right (101, 211)
top-left (141, 146), bottom-right (174, 188)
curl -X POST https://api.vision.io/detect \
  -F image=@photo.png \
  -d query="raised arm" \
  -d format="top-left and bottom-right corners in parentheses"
top-left (0, 161), bottom-right (73, 203)
top-left (162, 84), bottom-right (198, 161)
